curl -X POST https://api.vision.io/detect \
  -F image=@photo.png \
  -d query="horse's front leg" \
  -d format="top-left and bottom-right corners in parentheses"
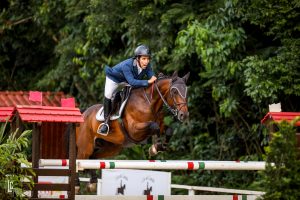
top-left (133, 121), bottom-right (160, 136)
top-left (148, 127), bottom-right (173, 156)
top-left (164, 127), bottom-right (173, 145)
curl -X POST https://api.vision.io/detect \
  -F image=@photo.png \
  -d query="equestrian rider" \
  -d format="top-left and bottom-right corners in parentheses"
top-left (99, 45), bottom-right (157, 134)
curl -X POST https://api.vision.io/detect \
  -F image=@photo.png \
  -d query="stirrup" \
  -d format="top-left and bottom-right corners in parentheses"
top-left (97, 123), bottom-right (109, 136)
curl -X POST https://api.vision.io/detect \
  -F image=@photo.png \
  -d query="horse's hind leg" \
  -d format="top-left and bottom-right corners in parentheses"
top-left (85, 169), bottom-right (98, 193)
top-left (75, 174), bottom-right (81, 194)
top-left (75, 128), bottom-right (95, 193)
top-left (76, 135), bottom-right (94, 159)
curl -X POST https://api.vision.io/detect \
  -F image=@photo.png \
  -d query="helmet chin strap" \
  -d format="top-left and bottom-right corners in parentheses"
top-left (136, 57), bottom-right (141, 67)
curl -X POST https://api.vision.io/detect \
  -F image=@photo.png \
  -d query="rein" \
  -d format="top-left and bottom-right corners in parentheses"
top-left (154, 83), bottom-right (178, 117)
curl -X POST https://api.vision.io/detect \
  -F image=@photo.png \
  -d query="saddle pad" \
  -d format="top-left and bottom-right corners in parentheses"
top-left (95, 98), bottom-right (129, 121)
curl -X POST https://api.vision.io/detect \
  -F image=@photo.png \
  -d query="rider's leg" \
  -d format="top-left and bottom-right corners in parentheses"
top-left (99, 77), bottom-right (118, 134)
top-left (100, 97), bottom-right (111, 133)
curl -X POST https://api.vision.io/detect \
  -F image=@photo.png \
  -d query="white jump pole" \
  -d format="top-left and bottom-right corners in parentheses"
top-left (76, 160), bottom-right (267, 171)
top-left (39, 159), bottom-right (268, 171)
top-left (39, 159), bottom-right (72, 166)
top-left (39, 159), bottom-right (267, 170)
top-left (39, 159), bottom-right (175, 166)
top-left (39, 159), bottom-right (195, 166)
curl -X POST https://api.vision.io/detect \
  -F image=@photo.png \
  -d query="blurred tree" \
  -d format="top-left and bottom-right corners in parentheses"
top-left (258, 120), bottom-right (300, 200)
top-left (0, 0), bottom-right (58, 91)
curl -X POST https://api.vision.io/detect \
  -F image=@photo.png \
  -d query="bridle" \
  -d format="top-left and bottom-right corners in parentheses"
top-left (154, 83), bottom-right (178, 116)
top-left (144, 78), bottom-right (188, 119)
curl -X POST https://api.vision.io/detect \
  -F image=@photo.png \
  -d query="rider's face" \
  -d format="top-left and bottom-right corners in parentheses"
top-left (138, 56), bottom-right (150, 69)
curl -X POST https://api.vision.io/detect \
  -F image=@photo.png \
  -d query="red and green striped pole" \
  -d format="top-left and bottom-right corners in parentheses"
top-left (76, 160), bottom-right (267, 171)
top-left (38, 159), bottom-right (268, 171)
top-left (145, 195), bottom-right (251, 200)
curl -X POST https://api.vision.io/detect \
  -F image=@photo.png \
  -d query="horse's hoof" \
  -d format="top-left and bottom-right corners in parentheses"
top-left (156, 143), bottom-right (168, 151)
top-left (149, 144), bottom-right (158, 156)
top-left (86, 183), bottom-right (97, 193)
top-left (75, 186), bottom-right (80, 195)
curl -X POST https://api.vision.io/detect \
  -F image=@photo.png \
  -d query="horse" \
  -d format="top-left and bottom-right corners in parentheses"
top-left (75, 71), bottom-right (190, 193)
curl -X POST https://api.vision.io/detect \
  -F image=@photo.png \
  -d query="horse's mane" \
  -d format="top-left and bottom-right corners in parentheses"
top-left (157, 72), bottom-right (170, 80)
top-left (157, 72), bottom-right (184, 84)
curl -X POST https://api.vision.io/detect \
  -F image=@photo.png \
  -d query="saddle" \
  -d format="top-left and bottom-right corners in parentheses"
top-left (96, 86), bottom-right (132, 121)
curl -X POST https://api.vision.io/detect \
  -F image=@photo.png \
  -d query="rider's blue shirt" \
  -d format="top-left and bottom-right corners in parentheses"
top-left (105, 58), bottom-right (154, 87)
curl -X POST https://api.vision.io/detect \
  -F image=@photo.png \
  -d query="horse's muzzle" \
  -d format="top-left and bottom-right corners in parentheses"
top-left (177, 111), bottom-right (189, 122)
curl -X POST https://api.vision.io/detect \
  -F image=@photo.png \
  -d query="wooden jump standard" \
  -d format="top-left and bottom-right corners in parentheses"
top-left (16, 105), bottom-right (83, 200)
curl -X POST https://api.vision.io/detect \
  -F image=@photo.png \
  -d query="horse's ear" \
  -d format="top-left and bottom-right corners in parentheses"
top-left (182, 72), bottom-right (190, 83)
top-left (158, 72), bottom-right (164, 79)
top-left (171, 71), bottom-right (178, 80)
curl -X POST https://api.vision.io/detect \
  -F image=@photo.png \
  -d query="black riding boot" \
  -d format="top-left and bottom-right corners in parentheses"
top-left (100, 97), bottom-right (112, 133)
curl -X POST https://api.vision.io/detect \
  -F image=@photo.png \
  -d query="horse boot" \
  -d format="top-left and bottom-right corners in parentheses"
top-left (98, 97), bottom-right (112, 135)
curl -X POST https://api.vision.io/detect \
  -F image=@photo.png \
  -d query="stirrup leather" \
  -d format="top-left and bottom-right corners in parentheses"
top-left (97, 123), bottom-right (109, 136)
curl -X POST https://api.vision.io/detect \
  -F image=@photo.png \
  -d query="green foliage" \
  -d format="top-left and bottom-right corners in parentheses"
top-left (0, 0), bottom-right (57, 91)
top-left (0, 123), bottom-right (34, 199)
top-left (242, 38), bottom-right (300, 103)
top-left (174, 0), bottom-right (247, 120)
top-left (259, 120), bottom-right (300, 200)
top-left (240, 0), bottom-right (300, 104)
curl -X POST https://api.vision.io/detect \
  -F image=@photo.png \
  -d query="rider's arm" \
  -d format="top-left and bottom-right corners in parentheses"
top-left (148, 76), bottom-right (157, 84)
top-left (122, 64), bottom-right (149, 87)
top-left (145, 65), bottom-right (156, 84)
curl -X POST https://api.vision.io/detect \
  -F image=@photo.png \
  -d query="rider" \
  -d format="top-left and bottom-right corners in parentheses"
top-left (99, 44), bottom-right (157, 134)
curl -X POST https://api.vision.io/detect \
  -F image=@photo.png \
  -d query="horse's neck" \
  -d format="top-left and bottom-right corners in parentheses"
top-left (129, 79), bottom-right (171, 113)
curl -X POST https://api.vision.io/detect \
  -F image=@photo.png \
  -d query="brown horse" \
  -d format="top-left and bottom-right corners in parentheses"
top-left (75, 71), bottom-right (189, 192)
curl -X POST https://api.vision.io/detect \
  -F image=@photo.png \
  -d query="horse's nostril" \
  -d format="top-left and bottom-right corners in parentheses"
top-left (178, 111), bottom-right (189, 121)
top-left (178, 112), bottom-right (185, 121)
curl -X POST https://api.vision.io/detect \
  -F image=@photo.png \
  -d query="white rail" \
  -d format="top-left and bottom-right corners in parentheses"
top-left (39, 159), bottom-right (267, 171)
top-left (75, 195), bottom-right (260, 200)
top-left (78, 178), bottom-right (264, 196)
top-left (77, 160), bottom-right (266, 171)
top-left (171, 184), bottom-right (264, 195)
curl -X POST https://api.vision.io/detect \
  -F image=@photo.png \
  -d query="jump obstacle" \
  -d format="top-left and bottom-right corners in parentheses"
top-left (38, 159), bottom-right (265, 199)
top-left (74, 195), bottom-right (259, 200)
top-left (39, 159), bottom-right (268, 171)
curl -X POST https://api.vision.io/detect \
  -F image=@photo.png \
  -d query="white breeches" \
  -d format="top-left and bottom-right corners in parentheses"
top-left (104, 77), bottom-right (125, 99)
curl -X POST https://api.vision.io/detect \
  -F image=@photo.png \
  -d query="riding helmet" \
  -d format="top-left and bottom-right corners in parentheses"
top-left (134, 45), bottom-right (151, 57)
